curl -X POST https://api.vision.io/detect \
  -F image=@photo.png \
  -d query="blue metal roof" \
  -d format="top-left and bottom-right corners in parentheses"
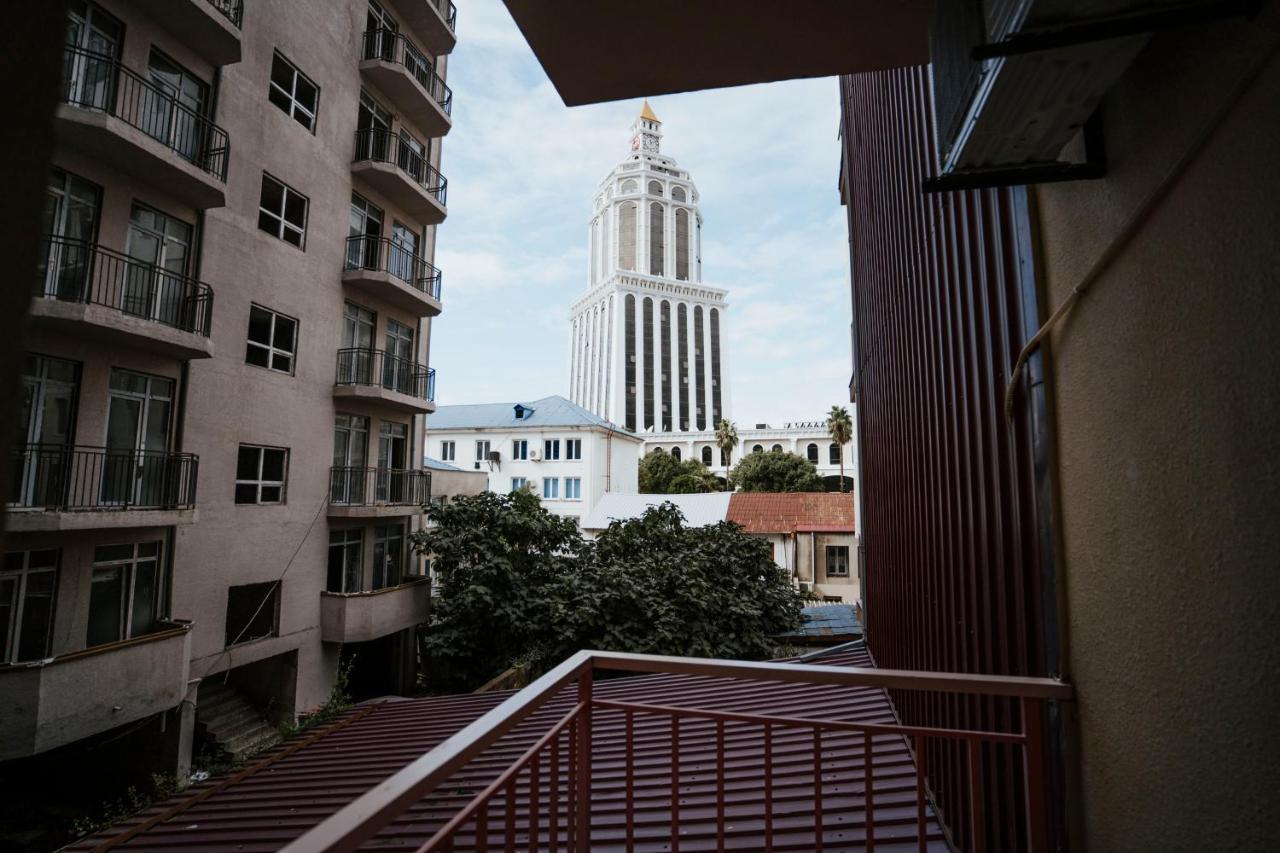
top-left (422, 457), bottom-right (465, 472)
top-left (780, 604), bottom-right (863, 640)
top-left (427, 395), bottom-right (637, 435)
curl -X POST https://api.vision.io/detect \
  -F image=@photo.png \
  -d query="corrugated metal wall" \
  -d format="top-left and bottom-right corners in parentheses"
top-left (840, 67), bottom-right (1063, 852)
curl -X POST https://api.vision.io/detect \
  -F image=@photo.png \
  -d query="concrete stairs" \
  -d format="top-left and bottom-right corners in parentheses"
top-left (197, 680), bottom-right (281, 764)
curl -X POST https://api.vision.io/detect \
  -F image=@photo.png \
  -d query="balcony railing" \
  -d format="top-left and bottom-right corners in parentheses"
top-left (60, 46), bottom-right (230, 181)
top-left (353, 128), bottom-right (448, 207)
top-left (344, 235), bottom-right (442, 300)
top-left (329, 466), bottom-right (431, 506)
top-left (434, 0), bottom-right (457, 30)
top-left (36, 235), bottom-right (214, 336)
top-left (207, 0), bottom-right (243, 28)
top-left (335, 348), bottom-right (436, 401)
top-left (9, 444), bottom-right (198, 511)
top-left (282, 650), bottom-right (1072, 853)
top-left (360, 30), bottom-right (453, 117)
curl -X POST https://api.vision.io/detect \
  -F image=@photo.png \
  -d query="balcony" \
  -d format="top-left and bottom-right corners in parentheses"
top-left (28, 236), bottom-right (215, 359)
top-left (126, 0), bottom-right (243, 66)
top-left (351, 129), bottom-right (447, 224)
top-left (0, 621), bottom-right (192, 760)
top-left (343, 235), bottom-right (442, 317)
top-left (385, 0), bottom-right (457, 57)
top-left (333, 348), bottom-right (436, 414)
top-left (320, 578), bottom-right (430, 644)
top-left (328, 466), bottom-right (431, 518)
top-left (5, 445), bottom-right (199, 532)
top-left (56, 47), bottom-right (230, 209)
top-left (359, 30), bottom-right (452, 138)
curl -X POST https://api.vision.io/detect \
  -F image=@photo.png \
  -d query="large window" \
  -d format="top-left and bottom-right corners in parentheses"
top-left (807, 443), bottom-right (819, 464)
top-left (565, 438), bottom-right (582, 460)
top-left (649, 202), bottom-right (665, 276)
top-left (625, 294), bottom-right (636, 430)
top-left (245, 304), bottom-right (297, 374)
top-left (88, 542), bottom-right (161, 647)
top-left (439, 440), bottom-right (455, 461)
top-left (225, 582), bottom-right (279, 647)
top-left (565, 477), bottom-right (582, 500)
top-left (373, 523), bottom-right (404, 589)
top-left (268, 51), bottom-right (319, 132)
top-left (829, 443), bottom-right (842, 465)
top-left (826, 545), bottom-right (850, 578)
top-left (701, 446), bottom-right (712, 466)
top-left (235, 444), bottom-right (288, 504)
top-left (258, 173), bottom-right (308, 247)
top-left (618, 202), bottom-right (637, 270)
top-left (328, 529), bottom-right (362, 593)
top-left (694, 306), bottom-right (706, 430)
top-left (1, 549), bottom-right (57, 663)
top-left (643, 297), bottom-right (654, 429)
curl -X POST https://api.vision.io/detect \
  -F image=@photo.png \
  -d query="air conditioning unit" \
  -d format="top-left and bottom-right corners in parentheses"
top-left (487, 451), bottom-right (501, 463)
top-left (798, 582), bottom-right (813, 594)
top-left (529, 449), bottom-right (542, 461)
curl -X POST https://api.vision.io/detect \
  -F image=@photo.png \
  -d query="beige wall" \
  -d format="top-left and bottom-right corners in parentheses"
top-left (761, 531), bottom-right (858, 602)
top-left (1034, 10), bottom-right (1280, 851)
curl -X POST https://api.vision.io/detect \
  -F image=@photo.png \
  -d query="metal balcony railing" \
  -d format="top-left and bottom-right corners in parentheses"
top-left (329, 466), bottom-right (431, 507)
top-left (360, 30), bottom-right (453, 117)
top-left (352, 128), bottom-right (448, 207)
top-left (335, 348), bottom-right (436, 401)
top-left (434, 0), bottom-right (457, 30)
top-left (37, 235), bottom-right (215, 336)
top-left (9, 444), bottom-right (198, 511)
top-left (59, 46), bottom-right (231, 181)
top-left (206, 0), bottom-right (243, 27)
top-left (344, 235), bottom-right (442, 300)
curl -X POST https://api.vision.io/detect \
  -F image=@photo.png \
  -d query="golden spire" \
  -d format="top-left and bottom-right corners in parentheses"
top-left (639, 99), bottom-right (660, 122)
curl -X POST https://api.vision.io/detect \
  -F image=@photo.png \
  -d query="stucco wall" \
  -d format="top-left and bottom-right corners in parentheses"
top-left (1033, 11), bottom-right (1280, 850)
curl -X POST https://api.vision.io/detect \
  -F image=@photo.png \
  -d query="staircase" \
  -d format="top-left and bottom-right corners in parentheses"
top-left (196, 680), bottom-right (281, 764)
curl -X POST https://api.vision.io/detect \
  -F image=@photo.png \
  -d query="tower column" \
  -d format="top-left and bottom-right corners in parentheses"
top-left (701, 305), bottom-right (714, 431)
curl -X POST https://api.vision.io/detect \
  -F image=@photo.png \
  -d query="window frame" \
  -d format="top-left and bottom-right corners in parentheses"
top-left (544, 439), bottom-right (561, 460)
top-left (88, 541), bottom-right (162, 647)
top-left (825, 545), bottom-right (851, 578)
top-left (542, 477), bottom-right (559, 499)
top-left (512, 439), bottom-right (528, 460)
top-left (258, 173), bottom-right (309, 248)
top-left (565, 438), bottom-right (582, 460)
top-left (235, 444), bottom-right (290, 505)
top-left (327, 528), bottom-right (363, 593)
top-left (565, 477), bottom-right (582, 501)
top-left (245, 303), bottom-right (298, 375)
top-left (511, 476), bottom-right (527, 492)
top-left (475, 440), bottom-right (490, 461)
top-left (268, 50), bottom-right (320, 132)
top-left (224, 582), bottom-right (280, 647)
top-left (439, 440), bottom-right (455, 461)
top-left (1, 549), bottom-right (58, 664)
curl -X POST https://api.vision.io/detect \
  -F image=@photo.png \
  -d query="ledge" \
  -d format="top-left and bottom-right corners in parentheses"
top-left (26, 298), bottom-right (214, 359)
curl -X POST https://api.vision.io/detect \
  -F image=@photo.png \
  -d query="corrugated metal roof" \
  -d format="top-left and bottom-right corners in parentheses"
top-left (422, 457), bottom-right (465, 472)
top-left (727, 493), bottom-right (857, 535)
top-left (73, 646), bottom-right (945, 851)
top-left (780, 605), bottom-right (864, 641)
top-left (580, 492), bottom-right (732, 530)
top-left (427, 395), bottom-right (639, 436)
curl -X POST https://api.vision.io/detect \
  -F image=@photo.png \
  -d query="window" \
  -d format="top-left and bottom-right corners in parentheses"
top-left (807, 443), bottom-right (819, 464)
top-left (511, 477), bottom-right (527, 492)
top-left (1, 549), bottom-right (57, 663)
top-left (565, 438), bottom-right (582, 460)
top-left (620, 179), bottom-right (637, 193)
top-left (565, 477), bottom-right (581, 500)
top-left (648, 180), bottom-right (663, 196)
top-left (88, 542), bottom-right (161, 647)
top-left (772, 444), bottom-right (783, 453)
top-left (826, 545), bottom-right (850, 578)
top-left (542, 478), bottom-right (559, 499)
top-left (328, 529), bottom-right (362, 593)
top-left (512, 439), bottom-right (528, 460)
top-left (268, 51), bottom-right (319, 131)
top-left (258, 173), bottom-right (308, 247)
top-left (829, 443), bottom-right (842, 465)
top-left (475, 440), bottom-right (490, 461)
top-left (671, 447), bottom-right (681, 461)
top-left (672, 186), bottom-right (687, 202)
top-left (544, 439), bottom-right (561, 460)
top-left (701, 446), bottom-right (712, 466)
top-left (373, 523), bottom-right (404, 588)
top-left (440, 440), bottom-right (455, 461)
top-left (245, 305), bottom-right (297, 374)
top-left (225, 582), bottom-right (279, 647)
top-left (753, 445), bottom-right (764, 454)
top-left (235, 445), bottom-right (288, 504)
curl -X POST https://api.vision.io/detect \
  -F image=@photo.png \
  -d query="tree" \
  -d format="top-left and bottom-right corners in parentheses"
top-left (730, 451), bottom-right (825, 492)
top-left (715, 419), bottom-right (739, 486)
top-left (639, 450), bottom-right (721, 494)
top-left (826, 405), bottom-right (854, 492)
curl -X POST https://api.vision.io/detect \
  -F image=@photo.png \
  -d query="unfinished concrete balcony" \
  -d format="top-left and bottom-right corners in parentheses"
top-left (358, 30), bottom-right (452, 139)
top-left (342, 236), bottom-right (442, 317)
top-left (0, 620), bottom-right (192, 760)
top-left (327, 466), bottom-right (431, 519)
top-left (351, 129), bottom-right (447, 225)
top-left (333, 348), bottom-right (436, 415)
top-left (320, 578), bottom-right (430, 644)
top-left (56, 47), bottom-right (229, 209)
top-left (127, 0), bottom-right (243, 66)
top-left (384, 0), bottom-right (456, 58)
top-left (29, 236), bottom-right (215, 360)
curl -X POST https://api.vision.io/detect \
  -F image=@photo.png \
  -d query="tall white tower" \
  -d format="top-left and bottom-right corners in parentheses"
top-left (569, 102), bottom-right (731, 438)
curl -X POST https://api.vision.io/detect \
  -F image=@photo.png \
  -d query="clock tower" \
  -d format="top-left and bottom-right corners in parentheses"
top-left (630, 99), bottom-right (662, 154)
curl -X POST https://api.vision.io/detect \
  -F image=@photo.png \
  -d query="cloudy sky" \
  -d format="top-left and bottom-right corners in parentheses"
top-left (432, 1), bottom-right (851, 425)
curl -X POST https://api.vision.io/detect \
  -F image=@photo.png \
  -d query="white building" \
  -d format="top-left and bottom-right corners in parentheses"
top-left (424, 395), bottom-right (641, 524)
top-left (644, 421), bottom-right (856, 491)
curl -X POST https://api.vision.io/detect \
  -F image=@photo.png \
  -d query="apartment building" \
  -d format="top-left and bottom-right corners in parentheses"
top-left (3, 0), bottom-right (455, 775)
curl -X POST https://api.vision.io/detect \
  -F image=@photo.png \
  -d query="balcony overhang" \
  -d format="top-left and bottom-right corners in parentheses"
top-left (386, 0), bottom-right (456, 57)
top-left (342, 267), bottom-right (442, 317)
top-left (54, 106), bottom-right (227, 209)
top-left (501, 0), bottom-right (930, 106)
top-left (328, 503), bottom-right (425, 519)
top-left (351, 160), bottom-right (447, 225)
top-left (0, 621), bottom-right (192, 760)
top-left (333, 383), bottom-right (435, 415)
top-left (320, 579), bottom-right (430, 644)
top-left (26, 297), bottom-right (215, 359)
top-left (358, 60), bottom-right (452, 139)
top-left (4, 507), bottom-right (198, 533)
top-left (127, 0), bottom-right (242, 66)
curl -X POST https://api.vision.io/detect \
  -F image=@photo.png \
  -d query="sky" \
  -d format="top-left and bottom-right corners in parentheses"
top-left (432, 1), bottom-right (852, 425)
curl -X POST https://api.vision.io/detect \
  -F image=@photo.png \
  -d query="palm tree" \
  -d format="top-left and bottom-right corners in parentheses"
top-left (714, 419), bottom-right (739, 489)
top-left (826, 406), bottom-right (853, 492)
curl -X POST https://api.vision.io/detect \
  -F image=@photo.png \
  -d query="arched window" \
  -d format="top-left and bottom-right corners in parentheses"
top-left (625, 294), bottom-right (636, 431)
top-left (753, 445), bottom-right (764, 454)
top-left (675, 208), bottom-right (689, 280)
top-left (672, 186), bottom-right (687, 202)
top-left (829, 443), bottom-right (841, 464)
top-left (649, 202), bottom-right (665, 276)
top-left (618, 202), bottom-right (637, 270)
top-left (771, 444), bottom-right (783, 453)
top-left (701, 446), bottom-right (712, 465)
top-left (671, 447), bottom-right (681, 461)
top-left (807, 443), bottom-right (819, 463)
top-left (620, 179), bottom-right (637, 194)
top-left (648, 180), bottom-right (663, 196)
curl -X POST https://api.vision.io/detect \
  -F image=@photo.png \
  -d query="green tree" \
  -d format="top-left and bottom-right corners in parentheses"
top-left (715, 419), bottom-right (739, 486)
top-left (640, 450), bottom-right (721, 494)
top-left (826, 405), bottom-right (854, 492)
top-left (730, 451), bottom-right (825, 492)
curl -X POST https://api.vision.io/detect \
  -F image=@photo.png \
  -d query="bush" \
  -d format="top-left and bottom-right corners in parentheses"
top-left (729, 451), bottom-right (825, 492)
top-left (639, 450), bottom-right (720, 493)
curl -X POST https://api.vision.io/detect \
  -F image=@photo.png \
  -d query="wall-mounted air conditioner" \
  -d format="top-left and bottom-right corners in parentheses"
top-left (529, 449), bottom-right (543, 461)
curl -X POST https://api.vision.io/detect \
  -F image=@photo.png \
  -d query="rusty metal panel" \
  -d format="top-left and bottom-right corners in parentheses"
top-left (840, 66), bottom-right (1063, 852)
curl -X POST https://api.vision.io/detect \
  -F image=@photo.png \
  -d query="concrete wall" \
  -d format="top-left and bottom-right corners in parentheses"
top-left (759, 531), bottom-right (858, 603)
top-left (1033, 11), bottom-right (1280, 850)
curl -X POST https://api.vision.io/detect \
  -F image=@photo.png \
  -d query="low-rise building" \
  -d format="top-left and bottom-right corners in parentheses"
top-left (725, 493), bottom-right (858, 603)
top-left (579, 491), bottom-right (731, 537)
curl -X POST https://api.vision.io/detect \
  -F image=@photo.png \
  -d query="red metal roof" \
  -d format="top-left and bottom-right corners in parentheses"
top-left (73, 646), bottom-right (944, 851)
top-left (727, 492), bottom-right (857, 535)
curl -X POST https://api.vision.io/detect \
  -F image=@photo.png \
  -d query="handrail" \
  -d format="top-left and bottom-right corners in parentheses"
top-left (9, 443), bottom-right (199, 511)
top-left (360, 30), bottom-right (453, 117)
top-left (328, 465), bottom-right (431, 506)
top-left (434, 0), bottom-right (458, 31)
top-left (206, 0), bottom-right (243, 28)
top-left (352, 128), bottom-right (447, 206)
top-left (343, 234), bottom-right (442, 299)
top-left (334, 347), bottom-right (435, 401)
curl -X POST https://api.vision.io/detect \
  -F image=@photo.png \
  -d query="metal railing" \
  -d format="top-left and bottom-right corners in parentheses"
top-left (282, 650), bottom-right (1072, 853)
top-left (344, 235), bottom-right (442, 300)
top-left (335, 348), bottom-right (435, 401)
top-left (360, 30), bottom-right (453, 117)
top-left (9, 444), bottom-right (198, 511)
top-left (60, 46), bottom-right (230, 181)
top-left (329, 466), bottom-right (431, 507)
top-left (434, 0), bottom-right (458, 30)
top-left (206, 0), bottom-right (243, 28)
top-left (37, 235), bottom-right (214, 336)
top-left (352, 128), bottom-right (448, 207)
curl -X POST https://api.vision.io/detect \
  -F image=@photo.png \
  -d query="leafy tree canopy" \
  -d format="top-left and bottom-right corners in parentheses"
top-left (639, 450), bottom-right (721, 494)
top-left (730, 451), bottom-right (825, 493)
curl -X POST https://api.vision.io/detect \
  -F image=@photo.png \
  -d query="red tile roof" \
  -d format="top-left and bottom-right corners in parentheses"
top-left (727, 492), bottom-right (857, 535)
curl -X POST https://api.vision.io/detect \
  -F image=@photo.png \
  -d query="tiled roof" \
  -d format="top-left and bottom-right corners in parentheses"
top-left (580, 492), bottom-right (732, 530)
top-left (780, 604), bottom-right (864, 641)
top-left (72, 645), bottom-right (944, 851)
top-left (427, 395), bottom-right (639, 436)
top-left (727, 492), bottom-right (857, 534)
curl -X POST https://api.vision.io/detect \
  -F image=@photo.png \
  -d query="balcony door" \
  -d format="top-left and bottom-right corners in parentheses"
top-left (341, 302), bottom-right (376, 385)
top-left (388, 221), bottom-right (419, 284)
top-left (372, 523), bottom-right (405, 589)
top-left (397, 130), bottom-right (427, 182)
top-left (125, 204), bottom-right (192, 327)
top-left (41, 169), bottom-right (100, 301)
top-left (102, 369), bottom-right (173, 507)
top-left (366, 0), bottom-right (399, 61)
top-left (87, 541), bottom-right (161, 647)
top-left (64, 1), bottom-right (122, 110)
top-left (377, 422), bottom-right (408, 502)
top-left (382, 319), bottom-right (414, 394)
top-left (1, 549), bottom-right (58, 664)
top-left (356, 91), bottom-right (392, 160)
top-left (145, 50), bottom-right (209, 163)
top-left (332, 414), bottom-right (369, 504)
top-left (11, 355), bottom-right (78, 509)
top-left (348, 193), bottom-right (384, 270)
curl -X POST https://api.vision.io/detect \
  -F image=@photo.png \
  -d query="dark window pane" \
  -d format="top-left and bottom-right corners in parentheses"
top-left (130, 562), bottom-right (157, 637)
top-left (270, 55), bottom-right (293, 90)
top-left (282, 227), bottom-right (303, 247)
top-left (247, 306), bottom-right (273, 345)
top-left (87, 567), bottom-right (123, 646)
top-left (93, 543), bottom-right (134, 563)
top-left (234, 483), bottom-right (258, 504)
top-left (295, 78), bottom-right (317, 111)
top-left (17, 571), bottom-right (54, 660)
top-left (284, 193), bottom-right (306, 227)
top-left (267, 85), bottom-right (292, 113)
top-left (258, 210), bottom-right (279, 235)
top-left (225, 582), bottom-right (278, 646)
top-left (271, 353), bottom-right (292, 372)
top-left (262, 449), bottom-right (286, 480)
top-left (259, 176), bottom-right (283, 212)
top-left (274, 316), bottom-right (296, 352)
top-left (236, 446), bottom-right (259, 480)
top-left (260, 485), bottom-right (282, 503)
top-left (246, 344), bottom-right (270, 367)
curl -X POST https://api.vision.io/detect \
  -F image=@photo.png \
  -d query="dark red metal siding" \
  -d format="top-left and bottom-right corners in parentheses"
top-left (840, 67), bottom-right (1062, 852)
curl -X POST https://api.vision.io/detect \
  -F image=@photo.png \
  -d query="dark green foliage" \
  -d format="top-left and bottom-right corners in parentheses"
top-left (639, 450), bottom-right (721, 494)
top-left (730, 451), bottom-right (826, 492)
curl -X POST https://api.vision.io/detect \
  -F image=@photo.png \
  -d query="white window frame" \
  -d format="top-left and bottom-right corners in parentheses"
top-left (542, 477), bottom-right (559, 499)
top-left (439, 440), bottom-right (455, 461)
top-left (825, 545), bottom-right (850, 578)
top-left (511, 477), bottom-right (527, 492)
top-left (258, 173), bottom-right (308, 247)
top-left (236, 444), bottom-right (289, 505)
top-left (268, 50), bottom-right (319, 132)
top-left (512, 439), bottom-right (528, 460)
top-left (565, 438), bottom-right (582, 460)
top-left (544, 439), bottom-right (560, 460)
top-left (475, 440), bottom-right (490, 461)
top-left (89, 541), bottom-right (162, 645)
top-left (245, 303), bottom-right (298, 375)
top-left (1, 548), bottom-right (58, 664)
top-left (565, 477), bottom-right (582, 500)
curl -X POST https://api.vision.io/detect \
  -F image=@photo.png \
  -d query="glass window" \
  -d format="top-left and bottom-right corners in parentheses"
top-left (88, 541), bottom-right (161, 647)
top-left (440, 440), bottom-right (454, 461)
top-left (268, 51), bottom-right (319, 131)
top-left (544, 439), bottom-right (560, 460)
top-left (511, 477), bottom-right (527, 492)
top-left (512, 439), bottom-right (528, 460)
top-left (829, 443), bottom-right (842, 465)
top-left (475, 440), bottom-right (490, 461)
top-left (373, 523), bottom-right (404, 589)
top-left (807, 443), bottom-right (819, 463)
top-left (328, 529), bottom-right (362, 592)
top-left (753, 445), bottom-right (764, 454)
top-left (565, 477), bottom-right (581, 500)
top-left (245, 304), bottom-right (297, 374)
top-left (772, 444), bottom-right (783, 453)
top-left (235, 444), bottom-right (289, 504)
top-left (565, 439), bottom-right (582, 460)
top-left (542, 478), bottom-right (559, 499)
top-left (701, 446), bottom-right (712, 466)
top-left (258, 173), bottom-right (308, 247)
top-left (826, 545), bottom-right (850, 578)
top-left (225, 582), bottom-right (278, 646)
top-left (1, 549), bottom-right (58, 663)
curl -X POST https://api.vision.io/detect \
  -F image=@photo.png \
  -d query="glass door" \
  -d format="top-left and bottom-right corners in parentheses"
top-left (341, 302), bottom-right (376, 385)
top-left (125, 204), bottom-right (192, 327)
top-left (397, 130), bottom-right (426, 182)
top-left (42, 169), bottom-right (100, 301)
top-left (357, 91), bottom-right (392, 160)
top-left (366, 0), bottom-right (399, 61)
top-left (12, 356), bottom-right (78, 508)
top-left (348, 193), bottom-right (384, 270)
top-left (372, 523), bottom-right (404, 589)
top-left (332, 414), bottom-right (369, 504)
top-left (377, 422), bottom-right (408, 501)
top-left (102, 370), bottom-right (172, 507)
top-left (388, 221), bottom-right (419, 284)
top-left (382, 319), bottom-right (414, 394)
top-left (145, 50), bottom-right (208, 162)
top-left (65, 1), bottom-right (122, 110)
